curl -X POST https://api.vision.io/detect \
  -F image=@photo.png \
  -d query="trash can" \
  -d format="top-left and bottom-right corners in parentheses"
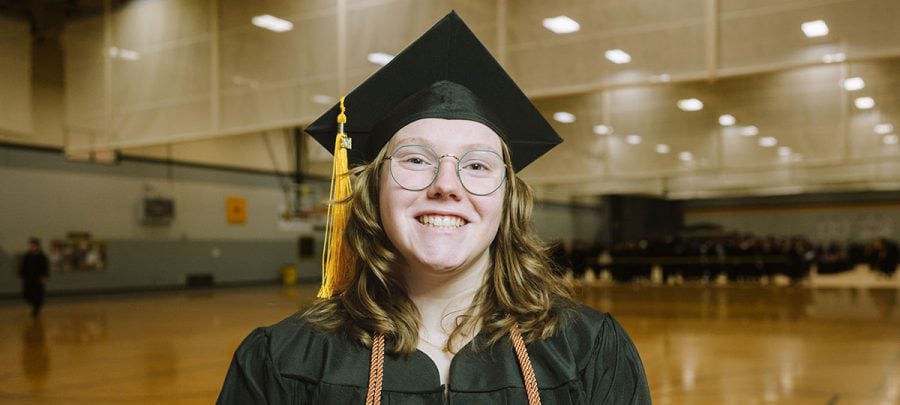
top-left (281, 264), bottom-right (298, 286)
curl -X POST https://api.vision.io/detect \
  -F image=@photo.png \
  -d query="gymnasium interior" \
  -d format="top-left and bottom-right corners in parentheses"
top-left (1, 0), bottom-right (898, 403)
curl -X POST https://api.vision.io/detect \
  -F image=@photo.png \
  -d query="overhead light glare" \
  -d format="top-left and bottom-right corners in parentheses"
top-left (593, 124), bottom-right (613, 135)
top-left (842, 77), bottom-right (865, 91)
top-left (884, 134), bottom-right (899, 145)
top-left (758, 136), bottom-right (778, 148)
top-left (678, 151), bottom-right (693, 161)
top-left (553, 112), bottom-right (576, 123)
top-left (108, 46), bottom-right (140, 61)
top-left (719, 114), bottom-right (736, 126)
top-left (822, 52), bottom-right (846, 64)
top-left (605, 49), bottom-right (631, 64)
top-left (119, 49), bottom-right (140, 61)
top-left (777, 146), bottom-right (792, 157)
top-left (854, 97), bottom-right (875, 110)
top-left (801, 20), bottom-right (829, 38)
top-left (312, 94), bottom-right (336, 105)
top-left (655, 144), bottom-right (670, 154)
top-left (252, 14), bottom-right (294, 32)
top-left (542, 16), bottom-right (580, 34)
top-left (740, 125), bottom-right (759, 137)
top-left (625, 134), bottom-right (642, 145)
top-left (367, 52), bottom-right (394, 66)
top-left (650, 73), bottom-right (671, 83)
top-left (874, 123), bottom-right (894, 135)
top-left (677, 98), bottom-right (704, 112)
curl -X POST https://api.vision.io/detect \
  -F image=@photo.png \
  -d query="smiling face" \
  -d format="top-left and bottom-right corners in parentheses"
top-left (379, 118), bottom-right (506, 278)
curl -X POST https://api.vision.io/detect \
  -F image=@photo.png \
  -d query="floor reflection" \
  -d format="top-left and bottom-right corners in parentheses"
top-left (52, 311), bottom-right (108, 345)
top-left (22, 318), bottom-right (50, 393)
top-left (1, 284), bottom-right (897, 404)
top-left (577, 284), bottom-right (899, 322)
top-left (577, 285), bottom-right (900, 404)
top-left (142, 341), bottom-right (178, 395)
top-left (868, 288), bottom-right (898, 319)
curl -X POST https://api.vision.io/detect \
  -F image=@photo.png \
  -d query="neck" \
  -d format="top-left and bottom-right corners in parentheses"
top-left (405, 252), bottom-right (489, 336)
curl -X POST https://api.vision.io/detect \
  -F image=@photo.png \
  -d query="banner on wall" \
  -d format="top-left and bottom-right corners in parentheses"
top-left (49, 232), bottom-right (106, 272)
top-left (226, 196), bottom-right (247, 224)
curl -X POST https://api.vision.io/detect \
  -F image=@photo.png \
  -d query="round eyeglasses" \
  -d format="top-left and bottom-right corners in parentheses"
top-left (384, 144), bottom-right (508, 196)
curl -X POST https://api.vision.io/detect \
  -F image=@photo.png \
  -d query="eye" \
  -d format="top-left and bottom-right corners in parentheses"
top-left (459, 150), bottom-right (503, 174)
top-left (403, 156), bottom-right (431, 165)
top-left (394, 151), bottom-right (436, 171)
top-left (461, 160), bottom-right (494, 173)
top-left (464, 162), bottom-right (487, 171)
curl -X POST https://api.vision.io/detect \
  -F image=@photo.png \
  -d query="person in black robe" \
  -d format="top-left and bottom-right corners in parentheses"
top-left (219, 11), bottom-right (650, 405)
top-left (221, 306), bottom-right (648, 404)
top-left (19, 238), bottom-right (49, 317)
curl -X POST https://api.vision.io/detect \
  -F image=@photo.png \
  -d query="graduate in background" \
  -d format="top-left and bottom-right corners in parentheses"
top-left (20, 238), bottom-right (49, 317)
top-left (219, 11), bottom-right (650, 404)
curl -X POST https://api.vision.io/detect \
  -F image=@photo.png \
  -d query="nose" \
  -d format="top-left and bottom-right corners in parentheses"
top-left (426, 157), bottom-right (463, 200)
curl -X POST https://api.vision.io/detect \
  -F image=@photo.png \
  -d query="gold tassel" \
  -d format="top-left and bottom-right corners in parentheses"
top-left (318, 96), bottom-right (355, 298)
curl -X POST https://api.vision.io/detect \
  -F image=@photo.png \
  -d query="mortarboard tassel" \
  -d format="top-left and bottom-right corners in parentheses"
top-left (317, 96), bottom-right (355, 298)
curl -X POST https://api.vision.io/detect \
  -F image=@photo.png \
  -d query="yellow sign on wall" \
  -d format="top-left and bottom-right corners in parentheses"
top-left (226, 197), bottom-right (247, 224)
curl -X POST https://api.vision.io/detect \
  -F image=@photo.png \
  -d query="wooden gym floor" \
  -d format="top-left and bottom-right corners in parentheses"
top-left (1, 283), bottom-right (898, 404)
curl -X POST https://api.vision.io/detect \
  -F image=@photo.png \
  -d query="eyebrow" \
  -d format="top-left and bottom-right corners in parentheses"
top-left (394, 137), bottom-right (500, 153)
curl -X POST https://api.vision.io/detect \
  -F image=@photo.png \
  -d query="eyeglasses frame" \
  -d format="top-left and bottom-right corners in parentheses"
top-left (383, 144), bottom-right (508, 196)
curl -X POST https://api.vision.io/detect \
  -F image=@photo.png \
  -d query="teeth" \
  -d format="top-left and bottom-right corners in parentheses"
top-left (418, 215), bottom-right (465, 228)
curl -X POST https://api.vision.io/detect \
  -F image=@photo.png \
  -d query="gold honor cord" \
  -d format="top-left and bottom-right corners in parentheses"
top-left (365, 328), bottom-right (541, 405)
top-left (318, 96), bottom-right (355, 298)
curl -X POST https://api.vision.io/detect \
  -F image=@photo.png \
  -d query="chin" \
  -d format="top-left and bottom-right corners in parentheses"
top-left (414, 245), bottom-right (491, 274)
top-left (413, 255), bottom-right (468, 273)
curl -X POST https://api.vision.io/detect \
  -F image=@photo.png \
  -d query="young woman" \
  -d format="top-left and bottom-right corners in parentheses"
top-left (218, 12), bottom-right (650, 405)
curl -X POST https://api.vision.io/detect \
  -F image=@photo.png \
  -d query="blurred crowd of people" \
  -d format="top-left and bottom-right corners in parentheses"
top-left (551, 235), bottom-right (899, 284)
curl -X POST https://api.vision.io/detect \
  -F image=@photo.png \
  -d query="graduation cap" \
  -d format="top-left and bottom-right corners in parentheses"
top-left (306, 10), bottom-right (561, 170)
top-left (306, 11), bottom-right (562, 298)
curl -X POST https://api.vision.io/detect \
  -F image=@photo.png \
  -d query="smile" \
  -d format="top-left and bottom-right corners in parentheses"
top-left (417, 214), bottom-right (467, 228)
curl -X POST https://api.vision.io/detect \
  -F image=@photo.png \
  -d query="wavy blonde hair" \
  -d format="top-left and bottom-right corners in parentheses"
top-left (300, 142), bottom-right (575, 354)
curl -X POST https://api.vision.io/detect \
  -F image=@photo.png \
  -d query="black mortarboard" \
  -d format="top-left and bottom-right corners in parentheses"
top-left (304, 11), bottom-right (562, 171)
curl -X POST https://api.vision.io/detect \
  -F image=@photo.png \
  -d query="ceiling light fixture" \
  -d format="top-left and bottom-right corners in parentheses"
top-left (542, 16), bottom-right (580, 34)
top-left (719, 114), bottom-right (736, 126)
top-left (874, 123), bottom-right (894, 135)
top-left (801, 20), bottom-right (829, 38)
top-left (367, 52), bottom-right (394, 66)
top-left (854, 97), bottom-right (875, 110)
top-left (884, 134), bottom-right (899, 145)
top-left (777, 146), bottom-right (792, 157)
top-left (625, 134), bottom-right (642, 145)
top-left (553, 112), bottom-right (576, 123)
top-left (605, 49), bottom-right (632, 64)
top-left (677, 98), bottom-right (704, 112)
top-left (758, 136), bottom-right (778, 147)
top-left (822, 52), bottom-right (846, 63)
top-left (655, 144), bottom-right (670, 154)
top-left (841, 77), bottom-right (865, 91)
top-left (593, 124), bottom-right (613, 135)
top-left (252, 14), bottom-right (294, 32)
top-left (740, 125), bottom-right (759, 137)
top-left (678, 151), bottom-right (693, 161)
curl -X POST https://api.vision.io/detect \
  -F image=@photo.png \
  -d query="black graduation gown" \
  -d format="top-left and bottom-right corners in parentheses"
top-left (217, 305), bottom-right (650, 404)
top-left (20, 251), bottom-right (49, 305)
